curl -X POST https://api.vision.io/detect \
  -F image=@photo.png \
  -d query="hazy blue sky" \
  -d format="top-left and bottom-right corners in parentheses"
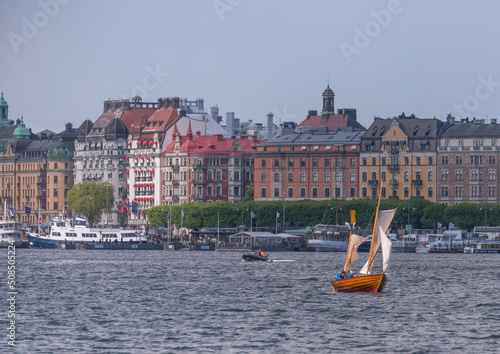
top-left (2, 0), bottom-right (500, 133)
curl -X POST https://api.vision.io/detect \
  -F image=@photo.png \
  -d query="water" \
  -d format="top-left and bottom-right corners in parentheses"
top-left (3, 250), bottom-right (500, 353)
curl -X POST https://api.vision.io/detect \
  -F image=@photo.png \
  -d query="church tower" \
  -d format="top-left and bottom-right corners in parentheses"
top-left (321, 85), bottom-right (335, 118)
top-left (0, 92), bottom-right (9, 127)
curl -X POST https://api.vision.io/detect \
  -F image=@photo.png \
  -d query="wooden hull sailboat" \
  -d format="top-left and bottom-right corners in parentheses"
top-left (332, 183), bottom-right (397, 293)
top-left (331, 273), bottom-right (387, 293)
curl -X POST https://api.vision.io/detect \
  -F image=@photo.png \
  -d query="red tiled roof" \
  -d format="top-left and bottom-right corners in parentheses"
top-left (120, 109), bottom-right (157, 131)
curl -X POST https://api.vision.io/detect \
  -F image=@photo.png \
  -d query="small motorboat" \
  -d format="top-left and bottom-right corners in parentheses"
top-left (242, 251), bottom-right (270, 261)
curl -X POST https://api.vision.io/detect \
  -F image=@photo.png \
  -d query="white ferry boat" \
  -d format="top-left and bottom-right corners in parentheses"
top-left (0, 220), bottom-right (24, 248)
top-left (307, 224), bottom-right (352, 252)
top-left (27, 216), bottom-right (148, 248)
top-left (464, 241), bottom-right (500, 253)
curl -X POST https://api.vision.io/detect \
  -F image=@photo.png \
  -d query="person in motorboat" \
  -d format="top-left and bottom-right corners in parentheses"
top-left (260, 250), bottom-right (265, 257)
top-left (335, 271), bottom-right (346, 280)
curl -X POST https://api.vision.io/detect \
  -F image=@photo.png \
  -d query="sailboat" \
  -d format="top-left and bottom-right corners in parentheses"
top-left (331, 186), bottom-right (397, 293)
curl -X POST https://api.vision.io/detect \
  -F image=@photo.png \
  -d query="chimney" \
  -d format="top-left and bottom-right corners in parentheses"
top-left (447, 114), bottom-right (455, 126)
top-left (267, 112), bottom-right (274, 139)
top-left (180, 110), bottom-right (187, 117)
top-left (307, 110), bottom-right (317, 119)
top-left (210, 106), bottom-right (219, 121)
top-left (196, 98), bottom-right (204, 112)
top-left (65, 122), bottom-right (72, 130)
top-left (103, 100), bottom-right (112, 113)
top-left (226, 112), bottom-right (235, 135)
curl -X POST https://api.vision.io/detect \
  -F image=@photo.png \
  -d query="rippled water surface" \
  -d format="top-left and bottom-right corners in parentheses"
top-left (3, 250), bottom-right (500, 353)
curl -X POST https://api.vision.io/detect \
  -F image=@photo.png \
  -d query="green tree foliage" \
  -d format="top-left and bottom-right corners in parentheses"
top-left (66, 181), bottom-right (114, 226)
top-left (243, 188), bottom-right (254, 202)
top-left (142, 198), bottom-right (500, 232)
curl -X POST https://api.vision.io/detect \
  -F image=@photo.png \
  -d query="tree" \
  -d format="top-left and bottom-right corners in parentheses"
top-left (243, 188), bottom-right (254, 202)
top-left (67, 181), bottom-right (114, 227)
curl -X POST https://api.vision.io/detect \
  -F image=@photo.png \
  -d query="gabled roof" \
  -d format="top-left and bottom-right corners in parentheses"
top-left (440, 121), bottom-right (500, 138)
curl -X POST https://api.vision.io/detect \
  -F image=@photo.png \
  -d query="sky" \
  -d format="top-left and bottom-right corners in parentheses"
top-left (2, 0), bottom-right (500, 134)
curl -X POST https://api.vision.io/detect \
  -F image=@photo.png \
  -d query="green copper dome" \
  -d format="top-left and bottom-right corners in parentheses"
top-left (13, 116), bottom-right (31, 139)
top-left (0, 92), bottom-right (8, 127)
top-left (0, 92), bottom-right (7, 107)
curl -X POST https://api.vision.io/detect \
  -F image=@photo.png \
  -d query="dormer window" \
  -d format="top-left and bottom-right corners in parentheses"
top-left (425, 125), bottom-right (431, 136)
top-left (413, 126), bottom-right (419, 136)
top-left (380, 126), bottom-right (386, 136)
top-left (372, 127), bottom-right (378, 136)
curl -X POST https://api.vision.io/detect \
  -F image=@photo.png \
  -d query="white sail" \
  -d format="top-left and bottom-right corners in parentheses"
top-left (359, 208), bottom-right (397, 275)
top-left (381, 229), bottom-right (392, 273)
top-left (349, 234), bottom-right (367, 262)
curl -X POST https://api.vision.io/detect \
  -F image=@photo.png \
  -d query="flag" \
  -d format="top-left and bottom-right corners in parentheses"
top-left (276, 211), bottom-right (280, 218)
top-left (72, 211), bottom-right (78, 218)
top-left (251, 210), bottom-right (255, 218)
top-left (437, 222), bottom-right (442, 229)
top-left (8, 206), bottom-right (14, 217)
top-left (132, 201), bottom-right (139, 215)
top-left (75, 217), bottom-right (86, 226)
top-left (182, 209), bottom-right (185, 217)
top-left (449, 222), bottom-right (455, 229)
top-left (25, 206), bottom-right (31, 215)
top-left (122, 202), bottom-right (127, 214)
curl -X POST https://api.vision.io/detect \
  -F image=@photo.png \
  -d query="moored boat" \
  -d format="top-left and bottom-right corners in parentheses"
top-left (0, 220), bottom-right (24, 248)
top-left (464, 241), bottom-right (500, 253)
top-left (27, 215), bottom-right (147, 248)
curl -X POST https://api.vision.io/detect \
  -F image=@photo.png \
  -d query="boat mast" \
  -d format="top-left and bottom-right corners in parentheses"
top-left (343, 209), bottom-right (356, 273)
top-left (366, 181), bottom-right (383, 274)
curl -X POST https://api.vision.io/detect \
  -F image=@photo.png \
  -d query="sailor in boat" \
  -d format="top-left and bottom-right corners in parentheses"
top-left (335, 271), bottom-right (346, 280)
top-left (346, 270), bottom-right (354, 278)
top-left (259, 250), bottom-right (265, 257)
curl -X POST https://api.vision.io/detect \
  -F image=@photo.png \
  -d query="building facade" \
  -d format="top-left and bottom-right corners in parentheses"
top-left (253, 130), bottom-right (364, 202)
top-left (437, 116), bottom-right (500, 205)
top-left (360, 115), bottom-right (447, 201)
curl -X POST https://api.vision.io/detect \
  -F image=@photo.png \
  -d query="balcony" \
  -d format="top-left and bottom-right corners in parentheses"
top-left (388, 163), bottom-right (400, 171)
top-left (390, 179), bottom-right (398, 186)
top-left (368, 180), bottom-right (378, 188)
top-left (412, 179), bottom-right (422, 186)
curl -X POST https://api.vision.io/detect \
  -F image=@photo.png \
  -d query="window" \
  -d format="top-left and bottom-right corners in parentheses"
top-left (288, 188), bottom-right (293, 198)
top-left (489, 156), bottom-right (496, 164)
top-left (456, 156), bottom-right (462, 164)
top-left (362, 172), bottom-right (367, 182)
top-left (489, 170), bottom-right (496, 181)
top-left (325, 187), bottom-right (330, 198)
top-left (350, 173), bottom-right (356, 182)
top-left (288, 159), bottom-right (293, 167)
top-left (381, 157), bottom-right (386, 166)
top-left (335, 159), bottom-right (340, 167)
top-left (381, 187), bottom-right (386, 198)
top-left (382, 172), bottom-right (386, 182)
top-left (372, 157), bottom-right (376, 166)
top-left (261, 188), bottom-right (267, 198)
top-left (428, 187), bottom-right (433, 198)
top-left (312, 173), bottom-right (318, 182)
top-left (442, 170), bottom-right (449, 181)
top-left (54, 176), bottom-right (58, 183)
top-left (404, 171), bottom-right (409, 181)
top-left (54, 202), bottom-right (58, 210)
top-left (262, 160), bottom-right (266, 168)
top-left (441, 186), bottom-right (448, 197)
top-left (216, 171), bottom-right (222, 181)
top-left (312, 159), bottom-right (318, 167)
top-left (300, 173), bottom-right (306, 182)
top-left (442, 156), bottom-right (448, 165)
top-left (54, 189), bottom-right (58, 197)
top-left (274, 188), bottom-right (280, 197)
top-left (207, 186), bottom-right (213, 196)
top-left (288, 173), bottom-right (294, 182)
top-left (274, 173), bottom-right (279, 182)
top-left (458, 139), bottom-right (464, 147)
top-left (362, 187), bottom-right (367, 197)
top-left (351, 159), bottom-right (356, 167)
top-left (335, 173), bottom-right (341, 182)
top-left (416, 157), bottom-right (421, 165)
top-left (312, 188), bottom-right (318, 198)
top-left (428, 170), bottom-right (433, 181)
top-left (372, 172), bottom-right (377, 181)
top-left (278, 146), bottom-right (282, 153)
top-left (456, 186), bottom-right (462, 197)
top-left (362, 157), bottom-right (367, 166)
top-left (274, 159), bottom-right (279, 167)
top-left (300, 159), bottom-right (306, 167)
top-left (300, 188), bottom-right (306, 198)
top-left (428, 157), bottom-right (433, 165)
top-left (324, 159), bottom-right (330, 167)
top-left (261, 173), bottom-right (267, 182)
top-left (405, 157), bottom-right (409, 165)
top-left (349, 187), bottom-right (355, 198)
top-left (404, 187), bottom-right (409, 198)
top-left (325, 172), bottom-right (330, 182)
top-left (455, 170), bottom-right (462, 181)
top-left (489, 186), bottom-right (495, 197)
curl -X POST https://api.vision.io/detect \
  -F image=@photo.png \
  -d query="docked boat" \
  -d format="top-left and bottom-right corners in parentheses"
top-left (27, 216), bottom-right (148, 248)
top-left (464, 241), bottom-right (500, 253)
top-left (0, 220), bottom-right (24, 248)
top-left (307, 224), bottom-right (350, 252)
top-left (331, 186), bottom-right (397, 293)
top-left (242, 250), bottom-right (270, 261)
